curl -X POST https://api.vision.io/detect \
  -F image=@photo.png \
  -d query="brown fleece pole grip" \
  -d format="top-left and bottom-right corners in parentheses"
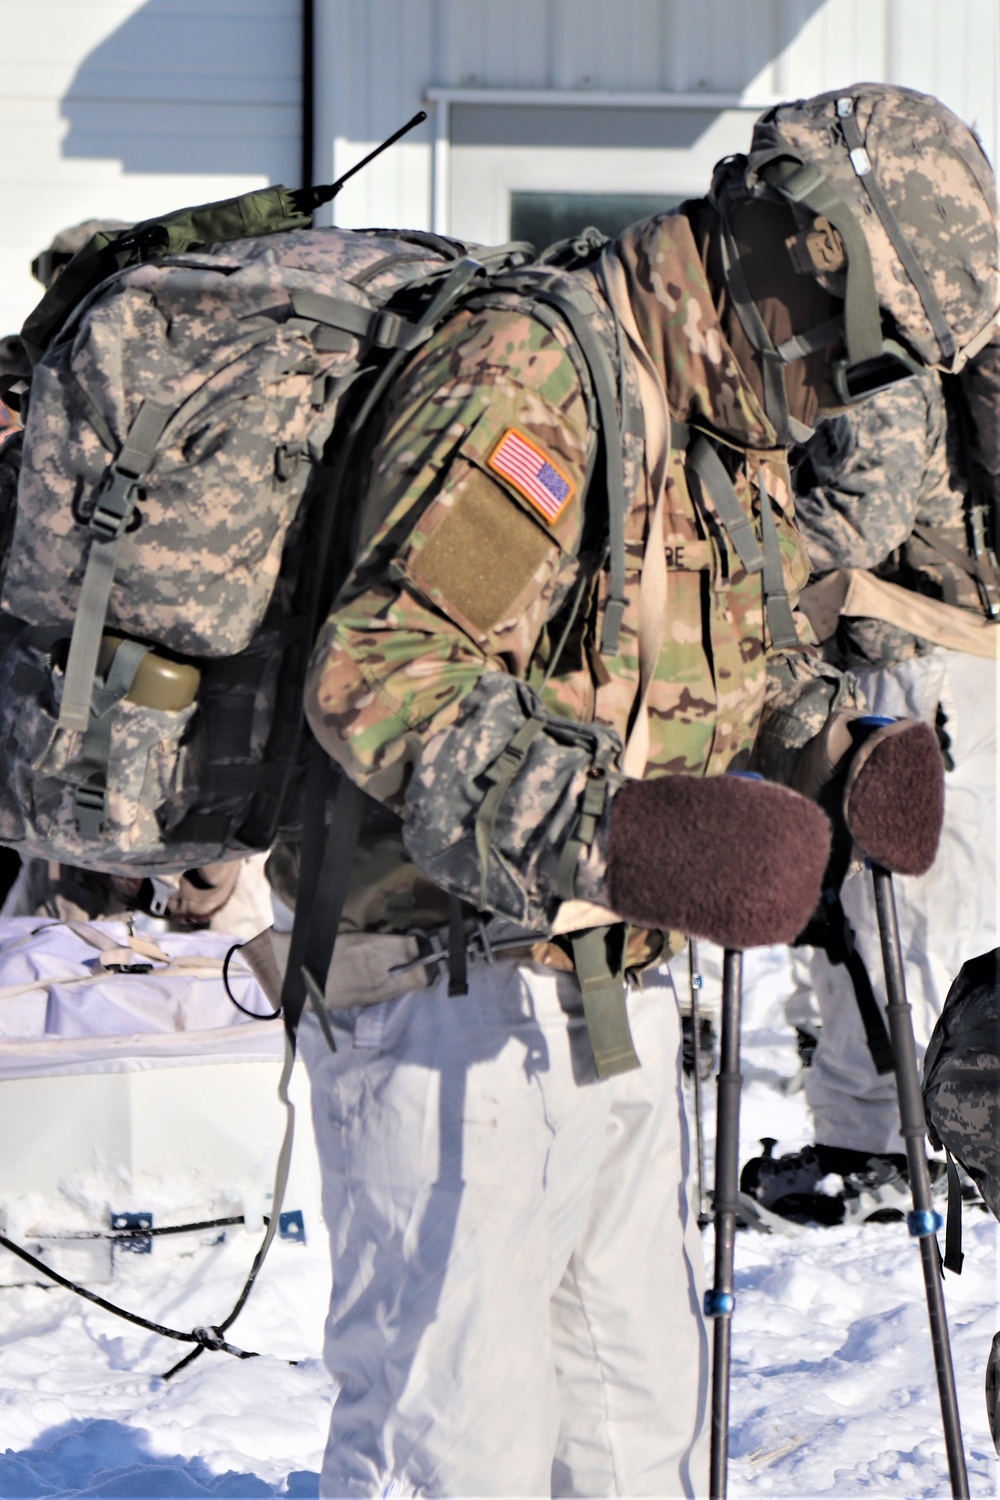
top-left (844, 720), bottom-right (944, 876)
top-left (605, 773), bottom-right (831, 950)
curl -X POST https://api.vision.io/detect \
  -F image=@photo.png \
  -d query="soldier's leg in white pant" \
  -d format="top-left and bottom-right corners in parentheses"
top-left (301, 958), bottom-right (708, 1498)
top-left (806, 649), bottom-right (997, 1154)
top-left (549, 971), bottom-right (710, 1497)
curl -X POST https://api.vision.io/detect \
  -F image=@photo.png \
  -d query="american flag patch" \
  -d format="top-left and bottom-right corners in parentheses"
top-left (488, 428), bottom-right (574, 524)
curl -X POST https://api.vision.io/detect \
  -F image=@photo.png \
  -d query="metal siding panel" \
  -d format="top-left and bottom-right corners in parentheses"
top-left (0, 0), bottom-right (301, 332)
top-left (1, 1), bottom-right (299, 103)
top-left (773, 0), bottom-right (890, 101)
top-left (550, 0), bottom-right (666, 91)
top-left (56, 101), bottom-right (299, 176)
top-left (438, 0), bottom-right (551, 87)
top-left (888, 0), bottom-right (998, 162)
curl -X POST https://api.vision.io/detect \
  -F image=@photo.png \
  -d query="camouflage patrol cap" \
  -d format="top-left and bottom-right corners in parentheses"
top-left (32, 218), bottom-right (130, 289)
top-left (744, 84), bottom-right (999, 373)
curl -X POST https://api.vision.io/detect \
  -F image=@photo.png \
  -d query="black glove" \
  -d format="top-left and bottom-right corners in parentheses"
top-left (601, 772), bottom-right (832, 950)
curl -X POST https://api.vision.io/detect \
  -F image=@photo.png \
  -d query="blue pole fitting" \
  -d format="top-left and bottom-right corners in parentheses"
top-left (850, 714), bottom-right (897, 761)
top-left (907, 1208), bottom-right (944, 1238)
top-left (704, 1289), bottom-right (735, 1317)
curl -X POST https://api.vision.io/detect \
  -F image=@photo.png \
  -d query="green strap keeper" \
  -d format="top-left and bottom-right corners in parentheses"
top-left (570, 925), bottom-right (640, 1078)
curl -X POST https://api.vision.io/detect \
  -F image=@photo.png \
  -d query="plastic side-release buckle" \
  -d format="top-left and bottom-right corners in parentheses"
top-left (73, 781), bottom-right (106, 837)
top-left (372, 308), bottom-right (431, 351)
top-left (89, 468), bottom-right (140, 541)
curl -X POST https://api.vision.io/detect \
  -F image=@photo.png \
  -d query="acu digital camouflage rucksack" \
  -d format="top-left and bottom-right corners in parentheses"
top-left (922, 947), bottom-right (1000, 1229)
top-left (0, 191), bottom-right (624, 881)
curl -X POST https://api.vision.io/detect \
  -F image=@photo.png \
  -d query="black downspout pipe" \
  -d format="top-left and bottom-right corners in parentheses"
top-left (301, 0), bottom-right (315, 197)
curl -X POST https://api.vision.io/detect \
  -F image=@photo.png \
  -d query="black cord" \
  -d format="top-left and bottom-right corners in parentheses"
top-left (0, 1229), bottom-right (258, 1360)
top-left (223, 942), bottom-right (282, 1019)
top-left (39, 1214), bottom-right (248, 1243)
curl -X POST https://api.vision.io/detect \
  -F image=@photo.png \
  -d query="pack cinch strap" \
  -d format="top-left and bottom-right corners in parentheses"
top-left (59, 399), bottom-right (172, 735)
top-left (686, 434), bottom-right (765, 578)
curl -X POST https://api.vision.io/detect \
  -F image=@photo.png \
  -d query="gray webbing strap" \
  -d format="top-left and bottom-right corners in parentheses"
top-left (474, 716), bottom-right (547, 896)
top-left (688, 435), bottom-right (765, 577)
top-left (569, 925), bottom-right (640, 1078)
top-left (72, 638), bottom-right (151, 837)
top-left (761, 160), bottom-right (885, 368)
top-left (59, 399), bottom-right (172, 733)
top-left (835, 98), bottom-right (956, 364)
top-left (912, 523), bottom-right (1000, 595)
top-left (288, 289), bottom-right (432, 352)
top-left (776, 316), bottom-right (844, 363)
top-left (757, 468), bottom-right (800, 649)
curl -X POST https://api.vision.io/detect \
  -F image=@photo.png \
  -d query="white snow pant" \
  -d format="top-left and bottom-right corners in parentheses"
top-left (805, 648), bottom-right (997, 1155)
top-left (301, 959), bottom-right (710, 1498)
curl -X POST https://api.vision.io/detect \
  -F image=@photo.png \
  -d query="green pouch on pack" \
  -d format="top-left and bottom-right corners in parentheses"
top-left (21, 185), bottom-right (312, 364)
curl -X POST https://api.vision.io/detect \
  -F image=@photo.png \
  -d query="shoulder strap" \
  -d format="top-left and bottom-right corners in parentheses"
top-left (279, 748), bottom-right (367, 1046)
top-left (500, 270), bottom-right (631, 656)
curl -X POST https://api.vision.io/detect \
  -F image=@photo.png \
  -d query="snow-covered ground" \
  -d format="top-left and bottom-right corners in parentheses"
top-left (0, 947), bottom-right (996, 1498)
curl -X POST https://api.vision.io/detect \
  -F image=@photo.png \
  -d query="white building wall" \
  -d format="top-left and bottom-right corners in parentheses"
top-left (319, 0), bottom-right (999, 239)
top-left (0, 0), bottom-right (996, 329)
top-left (0, 0), bottom-right (301, 332)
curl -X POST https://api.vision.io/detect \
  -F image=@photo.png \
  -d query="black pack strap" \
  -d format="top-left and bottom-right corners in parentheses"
top-left (342, 259), bottom-right (485, 448)
top-left (280, 750), bottom-right (367, 1045)
top-left (170, 811), bottom-right (232, 845)
top-left (511, 278), bottom-right (629, 655)
top-left (756, 467), bottom-right (800, 649)
top-left (447, 895), bottom-right (469, 997)
top-left (569, 925), bottom-right (640, 1078)
top-left (687, 435), bottom-right (765, 577)
top-left (288, 289), bottom-right (433, 353)
top-left (835, 98), bottom-right (956, 364)
top-left (303, 257), bottom-right (488, 653)
top-left (943, 1151), bottom-right (965, 1274)
top-left (822, 890), bottom-right (895, 1075)
top-left (59, 399), bottom-right (172, 734)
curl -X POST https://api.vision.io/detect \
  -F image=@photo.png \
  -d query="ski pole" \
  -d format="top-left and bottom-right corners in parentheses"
top-left (707, 947), bottom-right (743, 1500)
top-left (871, 864), bottom-right (969, 1499)
top-left (688, 937), bottom-right (710, 1225)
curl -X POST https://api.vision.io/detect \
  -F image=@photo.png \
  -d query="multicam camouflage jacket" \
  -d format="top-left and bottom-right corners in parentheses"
top-left (304, 211), bottom-right (855, 950)
top-left (792, 368), bottom-right (994, 667)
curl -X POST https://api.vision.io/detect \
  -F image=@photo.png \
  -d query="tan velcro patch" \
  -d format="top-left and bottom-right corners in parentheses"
top-left (409, 471), bottom-right (554, 636)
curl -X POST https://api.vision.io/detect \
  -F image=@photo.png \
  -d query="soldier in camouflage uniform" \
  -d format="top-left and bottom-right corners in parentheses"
top-left (754, 348), bottom-right (1000, 1220)
top-left (292, 86), bottom-right (996, 1497)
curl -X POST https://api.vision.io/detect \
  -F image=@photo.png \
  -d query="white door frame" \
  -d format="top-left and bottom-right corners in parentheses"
top-left (423, 87), bottom-right (781, 236)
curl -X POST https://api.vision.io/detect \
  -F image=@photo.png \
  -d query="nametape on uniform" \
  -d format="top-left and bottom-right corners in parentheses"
top-left (488, 428), bottom-right (575, 524)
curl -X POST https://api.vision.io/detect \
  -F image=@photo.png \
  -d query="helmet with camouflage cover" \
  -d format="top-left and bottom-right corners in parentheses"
top-left (710, 84), bottom-right (999, 425)
top-left (31, 218), bottom-right (130, 290)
